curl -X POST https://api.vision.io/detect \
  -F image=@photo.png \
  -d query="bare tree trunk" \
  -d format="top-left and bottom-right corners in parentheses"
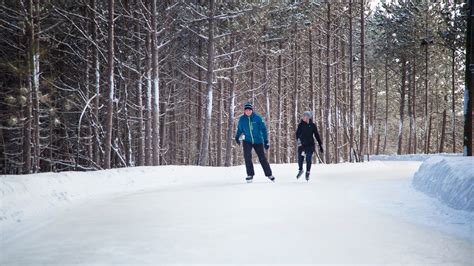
top-left (23, 91), bottom-right (32, 173)
top-left (196, 38), bottom-right (203, 163)
top-left (284, 56), bottom-right (291, 163)
top-left (427, 112), bottom-right (433, 154)
top-left (197, 0), bottom-right (215, 166)
top-left (465, 1), bottom-right (473, 156)
top-left (159, 101), bottom-right (167, 164)
top-left (359, 0), bottom-right (366, 161)
top-left (209, 116), bottom-right (214, 166)
top-left (368, 73), bottom-right (374, 156)
top-left (292, 23), bottom-right (299, 162)
top-left (186, 46), bottom-right (193, 164)
top-left (103, 0), bottom-right (115, 169)
top-left (134, 8), bottom-right (144, 166)
top-left (325, 3), bottom-right (331, 164)
top-left (349, 0), bottom-right (355, 161)
top-left (224, 37), bottom-right (235, 167)
top-left (84, 4), bottom-right (92, 166)
top-left (263, 41), bottom-right (271, 161)
top-left (435, 83), bottom-right (441, 149)
top-left (25, 0), bottom-right (41, 172)
top-left (424, 38), bottom-right (431, 154)
top-left (124, 79), bottom-right (133, 166)
top-left (333, 32), bottom-right (339, 163)
top-left (397, 58), bottom-right (407, 155)
top-left (276, 41), bottom-right (283, 164)
top-left (413, 60), bottom-right (417, 154)
top-left (440, 93), bottom-right (448, 153)
top-left (23, 0), bottom-right (36, 173)
top-left (366, 72), bottom-right (371, 160)
top-left (373, 77), bottom-right (379, 155)
top-left (408, 63), bottom-right (413, 154)
top-left (151, 0), bottom-right (160, 166)
top-left (451, 49), bottom-right (456, 153)
top-left (249, 56), bottom-right (255, 102)
top-left (383, 58), bottom-right (389, 153)
top-left (171, 81), bottom-right (178, 164)
top-left (32, 0), bottom-right (41, 172)
top-left (317, 27), bottom-right (324, 156)
top-left (216, 79), bottom-right (222, 166)
top-left (90, 0), bottom-right (101, 167)
top-left (144, 33), bottom-right (152, 165)
top-left (341, 38), bottom-right (349, 161)
top-left (309, 28), bottom-right (315, 118)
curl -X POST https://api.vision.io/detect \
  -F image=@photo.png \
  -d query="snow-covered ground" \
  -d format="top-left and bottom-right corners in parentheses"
top-left (1, 160), bottom-right (473, 265)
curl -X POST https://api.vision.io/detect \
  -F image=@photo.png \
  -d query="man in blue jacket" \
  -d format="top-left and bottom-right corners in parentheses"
top-left (235, 102), bottom-right (275, 183)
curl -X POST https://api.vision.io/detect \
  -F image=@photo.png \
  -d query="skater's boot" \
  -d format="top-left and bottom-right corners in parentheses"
top-left (267, 175), bottom-right (275, 182)
top-left (246, 176), bottom-right (253, 183)
top-left (296, 170), bottom-right (303, 179)
top-left (305, 172), bottom-right (310, 181)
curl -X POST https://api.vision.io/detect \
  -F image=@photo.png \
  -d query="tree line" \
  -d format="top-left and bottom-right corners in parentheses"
top-left (0, 0), bottom-right (470, 174)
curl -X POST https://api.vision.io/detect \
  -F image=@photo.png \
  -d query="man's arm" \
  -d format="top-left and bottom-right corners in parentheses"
top-left (260, 117), bottom-right (269, 142)
top-left (235, 117), bottom-right (242, 140)
top-left (260, 117), bottom-right (270, 150)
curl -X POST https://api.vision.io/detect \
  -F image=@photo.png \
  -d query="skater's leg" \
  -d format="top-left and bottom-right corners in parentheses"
top-left (243, 141), bottom-right (255, 176)
top-left (297, 148), bottom-right (304, 171)
top-left (254, 143), bottom-right (272, 177)
top-left (306, 150), bottom-right (313, 172)
top-left (296, 147), bottom-right (304, 178)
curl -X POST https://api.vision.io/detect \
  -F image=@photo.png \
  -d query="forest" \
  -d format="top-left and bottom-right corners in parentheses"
top-left (0, 0), bottom-right (471, 174)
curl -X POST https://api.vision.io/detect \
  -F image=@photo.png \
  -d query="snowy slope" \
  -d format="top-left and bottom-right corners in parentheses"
top-left (0, 165), bottom-right (241, 239)
top-left (413, 156), bottom-right (474, 211)
top-left (1, 161), bottom-right (473, 265)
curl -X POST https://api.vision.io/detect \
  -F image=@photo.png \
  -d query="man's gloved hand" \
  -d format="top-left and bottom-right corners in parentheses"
top-left (319, 145), bottom-right (324, 153)
top-left (235, 137), bottom-right (241, 146)
top-left (264, 140), bottom-right (270, 150)
top-left (297, 138), bottom-right (302, 147)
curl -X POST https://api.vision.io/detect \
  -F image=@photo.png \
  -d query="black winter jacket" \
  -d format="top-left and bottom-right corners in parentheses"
top-left (295, 119), bottom-right (323, 151)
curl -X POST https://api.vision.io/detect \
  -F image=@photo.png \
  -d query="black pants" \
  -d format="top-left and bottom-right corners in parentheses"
top-left (298, 146), bottom-right (314, 172)
top-left (243, 141), bottom-right (272, 177)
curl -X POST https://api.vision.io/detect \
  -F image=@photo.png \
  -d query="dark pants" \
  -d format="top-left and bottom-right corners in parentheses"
top-left (243, 141), bottom-right (272, 177)
top-left (298, 146), bottom-right (314, 172)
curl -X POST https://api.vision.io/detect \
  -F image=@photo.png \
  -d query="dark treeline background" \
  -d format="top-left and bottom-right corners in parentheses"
top-left (0, 0), bottom-right (469, 174)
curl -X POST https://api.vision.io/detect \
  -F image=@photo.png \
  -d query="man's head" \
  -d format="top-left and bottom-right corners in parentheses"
top-left (244, 102), bottom-right (253, 116)
top-left (302, 111), bottom-right (312, 123)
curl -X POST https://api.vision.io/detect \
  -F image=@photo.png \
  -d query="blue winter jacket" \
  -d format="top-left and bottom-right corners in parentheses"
top-left (235, 112), bottom-right (268, 145)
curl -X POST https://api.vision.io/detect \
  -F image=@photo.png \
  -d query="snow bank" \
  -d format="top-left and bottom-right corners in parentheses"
top-left (369, 153), bottom-right (460, 161)
top-left (0, 165), bottom-right (243, 239)
top-left (412, 156), bottom-right (474, 211)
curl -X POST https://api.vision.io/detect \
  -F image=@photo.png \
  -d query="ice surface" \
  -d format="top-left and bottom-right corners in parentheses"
top-left (1, 161), bottom-right (473, 264)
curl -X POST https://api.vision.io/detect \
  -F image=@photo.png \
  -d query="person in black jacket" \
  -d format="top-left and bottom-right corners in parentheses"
top-left (295, 111), bottom-right (323, 181)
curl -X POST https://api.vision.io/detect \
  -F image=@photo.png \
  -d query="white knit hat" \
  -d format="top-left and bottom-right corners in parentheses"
top-left (303, 111), bottom-right (313, 119)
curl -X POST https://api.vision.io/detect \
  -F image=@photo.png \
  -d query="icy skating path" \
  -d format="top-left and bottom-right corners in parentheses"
top-left (1, 162), bottom-right (473, 265)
